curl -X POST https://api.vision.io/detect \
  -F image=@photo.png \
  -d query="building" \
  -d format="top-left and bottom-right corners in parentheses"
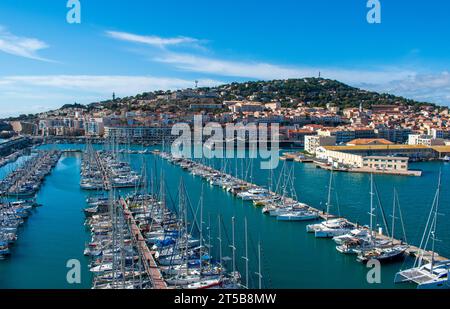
top-left (347, 138), bottom-right (394, 146)
top-left (287, 129), bottom-right (317, 148)
top-left (362, 156), bottom-right (409, 171)
top-left (229, 102), bottom-right (265, 113)
top-left (430, 128), bottom-right (450, 139)
top-left (189, 103), bottom-right (224, 110)
top-left (10, 121), bottom-right (38, 135)
top-left (305, 135), bottom-right (336, 154)
top-left (375, 128), bottom-right (412, 144)
top-left (317, 144), bottom-right (436, 160)
top-left (408, 134), bottom-right (445, 146)
top-left (85, 118), bottom-right (105, 137)
top-left (104, 126), bottom-right (173, 141)
top-left (318, 128), bottom-right (355, 144)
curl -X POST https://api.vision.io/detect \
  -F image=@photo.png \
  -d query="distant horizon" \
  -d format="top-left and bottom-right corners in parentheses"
top-left (1, 0), bottom-right (450, 117)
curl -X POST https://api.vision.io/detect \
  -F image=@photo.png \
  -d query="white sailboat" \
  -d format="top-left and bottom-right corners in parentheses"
top-left (307, 170), bottom-right (353, 237)
top-left (395, 173), bottom-right (450, 289)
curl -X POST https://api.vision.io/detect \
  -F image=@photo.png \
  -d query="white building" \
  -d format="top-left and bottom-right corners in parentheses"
top-left (305, 135), bottom-right (336, 154)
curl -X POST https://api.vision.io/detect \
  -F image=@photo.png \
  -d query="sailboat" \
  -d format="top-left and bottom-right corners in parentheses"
top-left (356, 176), bottom-right (409, 263)
top-left (306, 170), bottom-right (353, 237)
top-left (395, 173), bottom-right (450, 289)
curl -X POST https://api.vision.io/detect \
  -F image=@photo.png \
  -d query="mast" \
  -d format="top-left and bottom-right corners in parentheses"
top-left (243, 217), bottom-right (249, 288)
top-left (326, 169), bottom-right (333, 221)
top-left (369, 174), bottom-right (375, 241)
top-left (391, 188), bottom-right (397, 244)
top-left (231, 216), bottom-right (236, 274)
top-left (256, 241), bottom-right (263, 289)
top-left (199, 184), bottom-right (204, 274)
top-left (217, 215), bottom-right (223, 271)
top-left (430, 171), bottom-right (441, 273)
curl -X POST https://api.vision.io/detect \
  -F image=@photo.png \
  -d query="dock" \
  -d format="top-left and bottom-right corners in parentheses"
top-left (119, 198), bottom-right (168, 289)
top-left (154, 151), bottom-right (448, 264)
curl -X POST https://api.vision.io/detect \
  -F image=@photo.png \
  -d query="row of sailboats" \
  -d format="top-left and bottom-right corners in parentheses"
top-left (307, 172), bottom-right (409, 263)
top-left (83, 147), bottom-right (265, 289)
top-left (395, 172), bottom-right (450, 289)
top-left (154, 149), bottom-right (449, 289)
top-left (159, 151), bottom-right (320, 222)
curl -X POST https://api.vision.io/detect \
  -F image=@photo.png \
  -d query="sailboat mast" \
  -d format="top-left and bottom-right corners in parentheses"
top-left (257, 242), bottom-right (262, 289)
top-left (391, 188), bottom-right (397, 244)
top-left (217, 215), bottom-right (223, 268)
top-left (369, 174), bottom-right (374, 240)
top-left (430, 172), bottom-right (441, 273)
top-left (199, 185), bottom-right (204, 273)
top-left (326, 169), bottom-right (333, 221)
top-left (244, 217), bottom-right (249, 288)
top-left (231, 216), bottom-right (236, 274)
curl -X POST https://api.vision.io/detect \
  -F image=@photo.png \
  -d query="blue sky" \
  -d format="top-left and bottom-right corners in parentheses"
top-left (1, 0), bottom-right (450, 117)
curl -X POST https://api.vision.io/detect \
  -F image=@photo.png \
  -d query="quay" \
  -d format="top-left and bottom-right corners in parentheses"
top-left (280, 152), bottom-right (422, 176)
top-left (153, 151), bottom-right (448, 264)
top-left (119, 198), bottom-right (168, 289)
top-left (314, 161), bottom-right (423, 177)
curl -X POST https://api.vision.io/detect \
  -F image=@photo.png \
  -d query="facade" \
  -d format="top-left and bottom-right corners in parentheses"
top-left (375, 128), bottom-right (412, 143)
top-left (362, 156), bottom-right (409, 171)
top-left (316, 148), bottom-right (409, 171)
top-left (408, 134), bottom-right (445, 146)
top-left (85, 118), bottom-right (105, 137)
top-left (305, 135), bottom-right (336, 154)
top-left (287, 129), bottom-right (317, 148)
top-left (189, 103), bottom-right (224, 110)
top-left (317, 145), bottom-right (436, 160)
top-left (104, 126), bottom-right (173, 141)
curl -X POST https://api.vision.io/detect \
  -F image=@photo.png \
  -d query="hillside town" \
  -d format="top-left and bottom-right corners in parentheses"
top-left (2, 79), bottom-right (450, 175)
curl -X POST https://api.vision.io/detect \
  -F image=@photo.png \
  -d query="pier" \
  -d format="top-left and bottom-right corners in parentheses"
top-left (119, 198), bottom-right (168, 289)
top-left (154, 151), bottom-right (448, 264)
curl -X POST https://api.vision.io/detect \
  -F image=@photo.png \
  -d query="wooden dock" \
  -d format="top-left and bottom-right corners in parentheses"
top-left (119, 198), bottom-right (168, 289)
top-left (94, 151), bottom-right (111, 191)
top-left (155, 152), bottom-right (448, 265)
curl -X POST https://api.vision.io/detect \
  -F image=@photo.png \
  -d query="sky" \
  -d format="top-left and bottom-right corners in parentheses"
top-left (0, 0), bottom-right (450, 117)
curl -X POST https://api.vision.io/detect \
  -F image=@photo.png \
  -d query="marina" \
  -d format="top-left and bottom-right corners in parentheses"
top-left (80, 142), bottom-right (253, 289)
top-left (153, 149), bottom-right (450, 282)
top-left (0, 143), bottom-right (449, 288)
top-left (0, 150), bottom-right (61, 260)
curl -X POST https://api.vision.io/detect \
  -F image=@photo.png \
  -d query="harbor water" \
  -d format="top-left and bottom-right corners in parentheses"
top-left (1, 144), bottom-right (449, 289)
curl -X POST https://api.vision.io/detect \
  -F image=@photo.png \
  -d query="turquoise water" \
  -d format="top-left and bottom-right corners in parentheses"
top-left (1, 144), bottom-right (449, 289)
top-left (0, 153), bottom-right (92, 289)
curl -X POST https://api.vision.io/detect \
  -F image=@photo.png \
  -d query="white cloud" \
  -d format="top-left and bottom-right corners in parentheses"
top-left (105, 31), bottom-right (201, 48)
top-left (0, 75), bottom-right (223, 117)
top-left (1, 75), bottom-right (221, 93)
top-left (366, 71), bottom-right (450, 105)
top-left (153, 53), bottom-right (416, 85)
top-left (0, 26), bottom-right (52, 62)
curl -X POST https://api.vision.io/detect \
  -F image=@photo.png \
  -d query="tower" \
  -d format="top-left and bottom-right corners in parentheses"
top-left (112, 92), bottom-right (116, 101)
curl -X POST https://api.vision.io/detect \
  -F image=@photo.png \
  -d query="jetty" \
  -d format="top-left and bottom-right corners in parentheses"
top-left (153, 151), bottom-right (448, 264)
top-left (119, 198), bottom-right (168, 289)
